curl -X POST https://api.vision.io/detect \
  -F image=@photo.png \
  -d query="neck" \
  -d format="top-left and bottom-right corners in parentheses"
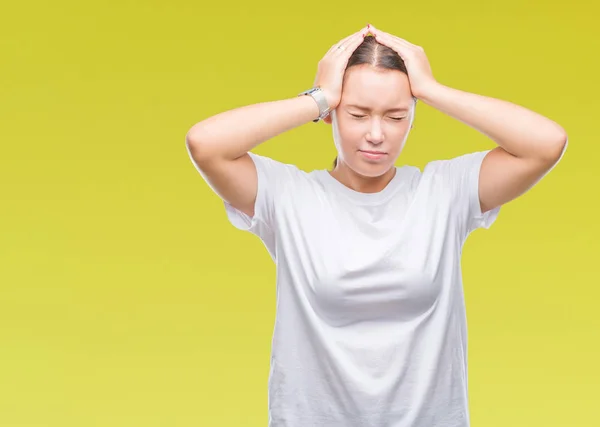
top-left (329, 163), bottom-right (397, 194)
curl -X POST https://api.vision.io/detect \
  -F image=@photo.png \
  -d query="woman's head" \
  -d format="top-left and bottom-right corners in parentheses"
top-left (324, 35), bottom-right (416, 176)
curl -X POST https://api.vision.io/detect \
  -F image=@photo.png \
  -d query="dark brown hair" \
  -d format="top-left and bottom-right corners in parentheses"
top-left (331, 35), bottom-right (412, 169)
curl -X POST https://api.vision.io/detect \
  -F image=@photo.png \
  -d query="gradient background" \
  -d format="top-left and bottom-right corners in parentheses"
top-left (1, 0), bottom-right (598, 426)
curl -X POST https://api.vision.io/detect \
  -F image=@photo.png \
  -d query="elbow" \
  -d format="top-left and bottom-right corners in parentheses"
top-left (541, 128), bottom-right (568, 163)
top-left (185, 128), bottom-right (215, 165)
top-left (185, 124), bottom-right (205, 148)
top-left (554, 125), bottom-right (568, 147)
top-left (552, 128), bottom-right (569, 158)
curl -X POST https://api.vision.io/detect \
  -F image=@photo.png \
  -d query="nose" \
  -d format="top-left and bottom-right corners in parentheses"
top-left (366, 119), bottom-right (384, 145)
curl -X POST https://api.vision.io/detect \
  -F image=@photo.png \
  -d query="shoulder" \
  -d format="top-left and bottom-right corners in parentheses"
top-left (423, 150), bottom-right (491, 175)
top-left (247, 152), bottom-right (313, 185)
top-left (247, 152), bottom-right (302, 175)
top-left (418, 150), bottom-right (492, 191)
top-left (247, 152), bottom-right (323, 197)
top-left (418, 150), bottom-right (501, 232)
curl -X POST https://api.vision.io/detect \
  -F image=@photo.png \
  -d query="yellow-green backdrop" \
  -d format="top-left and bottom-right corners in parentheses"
top-left (1, 0), bottom-right (598, 426)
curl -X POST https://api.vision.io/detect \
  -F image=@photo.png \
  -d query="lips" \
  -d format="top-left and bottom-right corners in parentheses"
top-left (359, 150), bottom-right (387, 161)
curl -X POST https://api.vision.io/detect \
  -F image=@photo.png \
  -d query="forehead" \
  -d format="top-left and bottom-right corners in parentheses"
top-left (341, 65), bottom-right (413, 110)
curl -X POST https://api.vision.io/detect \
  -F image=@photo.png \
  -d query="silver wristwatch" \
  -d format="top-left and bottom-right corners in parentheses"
top-left (298, 87), bottom-right (331, 123)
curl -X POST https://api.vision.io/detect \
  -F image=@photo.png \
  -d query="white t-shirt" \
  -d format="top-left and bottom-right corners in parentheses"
top-left (224, 150), bottom-right (500, 427)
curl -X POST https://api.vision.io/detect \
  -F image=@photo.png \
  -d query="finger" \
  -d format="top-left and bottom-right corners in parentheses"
top-left (332, 27), bottom-right (369, 56)
top-left (371, 26), bottom-right (419, 49)
top-left (372, 31), bottom-right (414, 55)
top-left (327, 28), bottom-right (366, 55)
top-left (327, 26), bottom-right (368, 55)
top-left (373, 35), bottom-right (411, 60)
top-left (368, 24), bottom-right (386, 38)
top-left (389, 35), bottom-right (420, 50)
top-left (327, 36), bottom-right (352, 54)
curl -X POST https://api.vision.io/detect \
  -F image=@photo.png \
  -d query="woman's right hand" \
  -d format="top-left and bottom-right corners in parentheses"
top-left (313, 26), bottom-right (371, 112)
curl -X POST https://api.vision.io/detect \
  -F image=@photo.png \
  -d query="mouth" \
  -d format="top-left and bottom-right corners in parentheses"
top-left (360, 150), bottom-right (386, 154)
top-left (359, 150), bottom-right (387, 160)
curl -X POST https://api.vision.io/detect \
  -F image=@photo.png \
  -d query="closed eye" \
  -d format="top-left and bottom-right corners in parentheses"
top-left (350, 114), bottom-right (406, 121)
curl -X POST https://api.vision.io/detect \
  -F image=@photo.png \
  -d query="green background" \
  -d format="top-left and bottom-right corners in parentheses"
top-left (1, 0), bottom-right (598, 426)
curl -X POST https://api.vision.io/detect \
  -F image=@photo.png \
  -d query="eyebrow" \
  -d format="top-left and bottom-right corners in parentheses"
top-left (345, 104), bottom-right (410, 113)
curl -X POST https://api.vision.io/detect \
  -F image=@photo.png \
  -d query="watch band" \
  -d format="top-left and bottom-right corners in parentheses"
top-left (298, 87), bottom-right (331, 123)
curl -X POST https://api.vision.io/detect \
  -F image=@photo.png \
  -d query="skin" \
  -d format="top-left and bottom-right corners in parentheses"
top-left (323, 64), bottom-right (415, 194)
top-left (367, 24), bottom-right (567, 214)
top-left (318, 23), bottom-right (567, 213)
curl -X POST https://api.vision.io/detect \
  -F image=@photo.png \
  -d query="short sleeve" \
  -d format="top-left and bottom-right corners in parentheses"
top-left (223, 151), bottom-right (297, 245)
top-left (427, 149), bottom-right (501, 237)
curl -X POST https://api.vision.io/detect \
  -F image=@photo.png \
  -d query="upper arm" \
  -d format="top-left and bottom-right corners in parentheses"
top-left (186, 141), bottom-right (258, 218)
top-left (478, 142), bottom-right (568, 214)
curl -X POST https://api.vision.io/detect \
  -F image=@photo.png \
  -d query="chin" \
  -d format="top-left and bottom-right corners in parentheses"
top-left (351, 161), bottom-right (393, 178)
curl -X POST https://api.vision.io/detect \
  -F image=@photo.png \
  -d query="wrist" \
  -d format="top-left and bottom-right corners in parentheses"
top-left (415, 81), bottom-right (445, 104)
top-left (298, 87), bottom-right (332, 122)
top-left (296, 92), bottom-right (322, 122)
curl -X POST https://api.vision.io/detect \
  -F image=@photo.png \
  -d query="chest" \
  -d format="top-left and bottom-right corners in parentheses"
top-left (275, 188), bottom-right (458, 325)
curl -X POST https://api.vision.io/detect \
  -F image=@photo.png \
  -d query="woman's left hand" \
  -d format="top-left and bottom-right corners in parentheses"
top-left (368, 25), bottom-right (439, 99)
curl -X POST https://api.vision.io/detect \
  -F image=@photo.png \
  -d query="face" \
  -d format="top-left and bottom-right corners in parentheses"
top-left (324, 64), bottom-right (415, 178)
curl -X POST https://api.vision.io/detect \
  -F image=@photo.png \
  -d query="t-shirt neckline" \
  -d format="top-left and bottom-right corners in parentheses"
top-left (316, 166), bottom-right (407, 205)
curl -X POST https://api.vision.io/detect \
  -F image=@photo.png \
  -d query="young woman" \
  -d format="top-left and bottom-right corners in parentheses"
top-left (186, 24), bottom-right (567, 427)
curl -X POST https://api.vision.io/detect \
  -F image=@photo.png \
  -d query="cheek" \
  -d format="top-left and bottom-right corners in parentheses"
top-left (337, 129), bottom-right (362, 152)
top-left (335, 121), bottom-right (356, 141)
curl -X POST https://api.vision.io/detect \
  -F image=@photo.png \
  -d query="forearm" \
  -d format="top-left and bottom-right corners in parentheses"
top-left (419, 83), bottom-right (568, 160)
top-left (185, 95), bottom-right (320, 160)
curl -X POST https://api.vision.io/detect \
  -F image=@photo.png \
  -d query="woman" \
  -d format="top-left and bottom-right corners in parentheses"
top-left (186, 24), bottom-right (567, 427)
